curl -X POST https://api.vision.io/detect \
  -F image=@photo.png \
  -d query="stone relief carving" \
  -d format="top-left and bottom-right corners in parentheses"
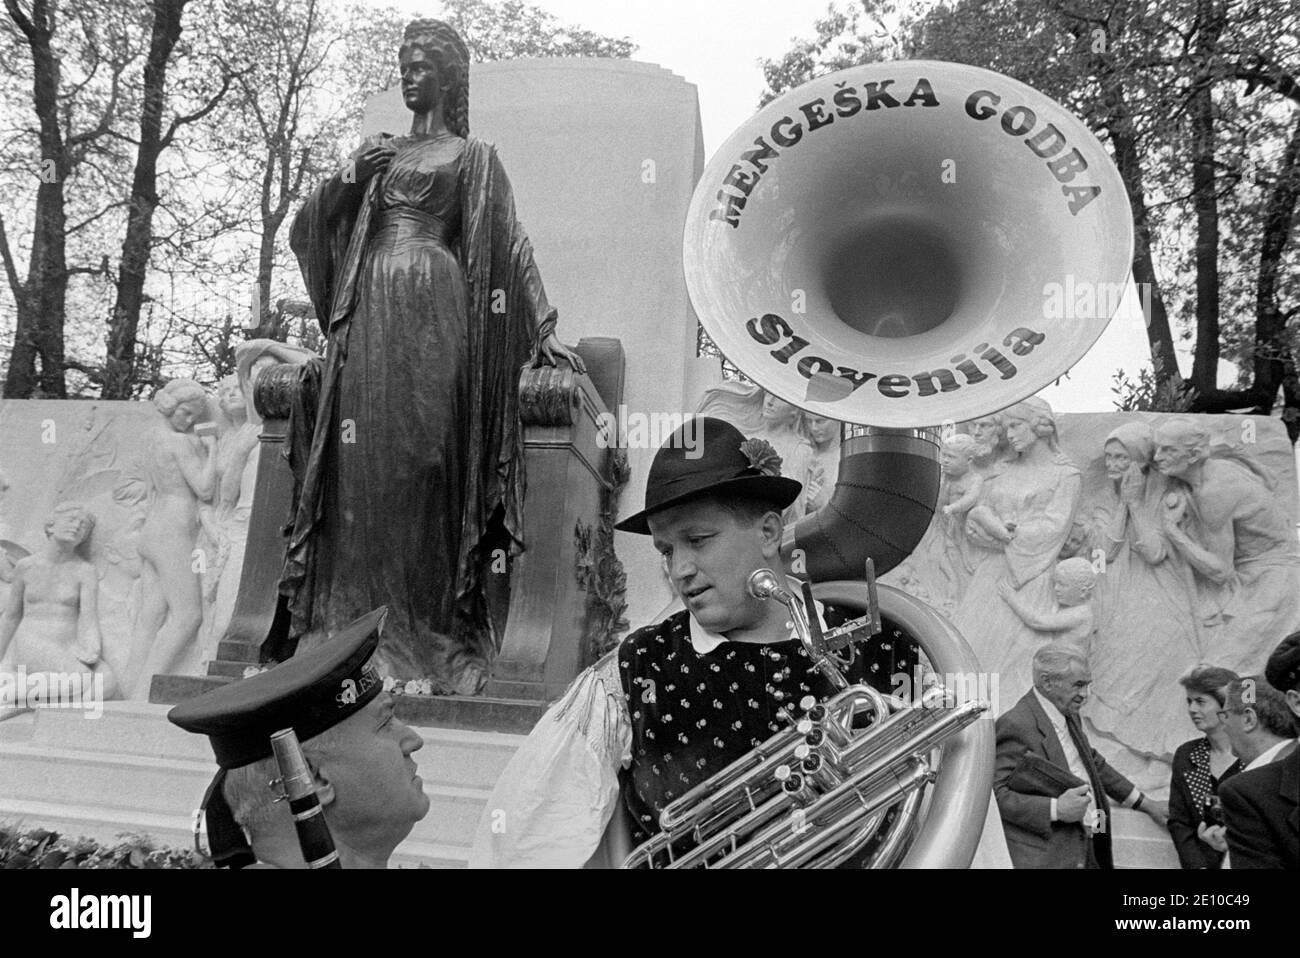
top-left (126, 380), bottom-right (218, 698)
top-left (889, 405), bottom-right (1300, 791)
top-left (0, 503), bottom-right (119, 703)
top-left (699, 390), bottom-right (1300, 793)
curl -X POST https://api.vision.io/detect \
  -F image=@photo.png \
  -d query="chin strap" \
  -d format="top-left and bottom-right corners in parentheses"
top-left (197, 770), bottom-right (256, 869)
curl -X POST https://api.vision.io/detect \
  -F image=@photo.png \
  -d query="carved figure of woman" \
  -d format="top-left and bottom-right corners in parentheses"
top-left (0, 503), bottom-right (118, 700)
top-left (130, 379), bottom-right (216, 697)
top-left (286, 19), bottom-right (583, 693)
top-left (1085, 422), bottom-right (1202, 761)
top-left (953, 398), bottom-right (1082, 709)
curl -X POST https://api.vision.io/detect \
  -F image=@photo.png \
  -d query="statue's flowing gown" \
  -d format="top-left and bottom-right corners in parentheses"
top-left (311, 137), bottom-right (471, 684)
top-left (289, 133), bottom-right (553, 692)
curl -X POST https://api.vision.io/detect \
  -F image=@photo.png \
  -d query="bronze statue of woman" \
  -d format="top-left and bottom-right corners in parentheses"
top-left (285, 18), bottom-right (584, 693)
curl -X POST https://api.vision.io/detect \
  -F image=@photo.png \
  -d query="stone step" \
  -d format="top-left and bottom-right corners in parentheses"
top-left (1112, 808), bottom-right (1180, 869)
top-left (0, 797), bottom-right (466, 868)
top-left (21, 703), bottom-right (524, 788)
top-left (0, 742), bottom-right (493, 849)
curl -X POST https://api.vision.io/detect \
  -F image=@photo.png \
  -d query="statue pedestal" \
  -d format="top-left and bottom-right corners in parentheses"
top-left (485, 354), bottom-right (621, 701)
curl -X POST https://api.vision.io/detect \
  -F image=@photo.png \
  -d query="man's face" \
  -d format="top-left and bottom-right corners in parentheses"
top-left (1219, 703), bottom-right (1253, 758)
top-left (1041, 662), bottom-right (1091, 715)
top-left (1153, 429), bottom-right (1195, 478)
top-left (971, 417), bottom-right (1001, 449)
top-left (318, 694), bottom-right (429, 847)
top-left (648, 498), bottom-right (778, 635)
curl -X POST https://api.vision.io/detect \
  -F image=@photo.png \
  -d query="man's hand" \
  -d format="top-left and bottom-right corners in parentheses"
top-left (1057, 784), bottom-right (1092, 823)
top-left (1197, 821), bottom-right (1228, 854)
top-left (1142, 798), bottom-right (1169, 829)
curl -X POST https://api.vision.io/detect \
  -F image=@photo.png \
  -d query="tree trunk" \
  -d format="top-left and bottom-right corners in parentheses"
top-left (3, 0), bottom-right (68, 399)
top-left (102, 0), bottom-right (189, 400)
top-left (1188, 0), bottom-right (1224, 395)
top-left (1094, 52), bottom-right (1182, 393)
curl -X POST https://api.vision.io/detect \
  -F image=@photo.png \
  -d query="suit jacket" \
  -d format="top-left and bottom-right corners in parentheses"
top-left (994, 690), bottom-right (1137, 869)
top-left (1167, 737), bottom-right (1240, 870)
top-left (1218, 745), bottom-right (1299, 869)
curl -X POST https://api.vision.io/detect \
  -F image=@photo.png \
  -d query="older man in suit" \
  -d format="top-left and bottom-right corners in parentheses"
top-left (1218, 635), bottom-right (1300, 868)
top-left (994, 644), bottom-right (1168, 868)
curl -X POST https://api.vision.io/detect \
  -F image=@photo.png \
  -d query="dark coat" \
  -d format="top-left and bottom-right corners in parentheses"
top-left (994, 690), bottom-right (1137, 869)
top-left (1167, 737), bottom-right (1240, 869)
top-left (1219, 746), bottom-right (1299, 869)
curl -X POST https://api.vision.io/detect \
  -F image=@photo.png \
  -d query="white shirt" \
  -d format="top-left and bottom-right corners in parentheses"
top-left (1032, 687), bottom-right (1141, 822)
top-left (1242, 738), bottom-right (1296, 772)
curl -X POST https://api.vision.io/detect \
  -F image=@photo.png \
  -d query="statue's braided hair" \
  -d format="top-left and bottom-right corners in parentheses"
top-left (401, 18), bottom-right (470, 138)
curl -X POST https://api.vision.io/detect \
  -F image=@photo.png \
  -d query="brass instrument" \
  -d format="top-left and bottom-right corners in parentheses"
top-left (622, 569), bottom-right (991, 869)
top-left (624, 60), bottom-right (1134, 868)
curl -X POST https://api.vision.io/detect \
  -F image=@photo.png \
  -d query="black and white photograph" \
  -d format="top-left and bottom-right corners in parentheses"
top-left (0, 0), bottom-right (1296, 941)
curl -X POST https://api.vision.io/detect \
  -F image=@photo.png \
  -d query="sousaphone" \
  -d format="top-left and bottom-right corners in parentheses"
top-left (631, 61), bottom-right (1133, 868)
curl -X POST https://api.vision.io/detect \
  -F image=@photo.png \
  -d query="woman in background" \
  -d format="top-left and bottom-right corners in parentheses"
top-left (1168, 666), bottom-right (1241, 869)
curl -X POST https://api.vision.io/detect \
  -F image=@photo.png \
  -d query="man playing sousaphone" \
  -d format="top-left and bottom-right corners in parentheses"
top-left (471, 417), bottom-right (1010, 867)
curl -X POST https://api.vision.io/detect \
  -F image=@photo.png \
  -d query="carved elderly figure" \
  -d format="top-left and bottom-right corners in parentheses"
top-left (129, 378), bottom-right (216, 698)
top-left (0, 503), bottom-right (118, 701)
top-left (953, 398), bottom-right (1082, 709)
top-left (1152, 418), bottom-right (1300, 672)
top-left (1084, 422), bottom-right (1203, 764)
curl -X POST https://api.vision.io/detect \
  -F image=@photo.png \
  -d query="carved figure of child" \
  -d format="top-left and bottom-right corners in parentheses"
top-left (996, 556), bottom-right (1097, 652)
top-left (939, 434), bottom-right (984, 522)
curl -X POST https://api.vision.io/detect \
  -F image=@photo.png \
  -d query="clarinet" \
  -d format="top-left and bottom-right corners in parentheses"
top-left (270, 728), bottom-right (342, 869)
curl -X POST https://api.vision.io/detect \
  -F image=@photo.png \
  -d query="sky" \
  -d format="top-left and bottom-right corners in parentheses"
top-left (371, 0), bottom-right (1227, 414)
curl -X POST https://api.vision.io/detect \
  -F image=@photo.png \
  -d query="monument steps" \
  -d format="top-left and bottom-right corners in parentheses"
top-left (0, 704), bottom-right (524, 868)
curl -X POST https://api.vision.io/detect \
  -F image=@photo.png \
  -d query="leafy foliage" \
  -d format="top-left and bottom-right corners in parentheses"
top-left (0, 823), bottom-right (211, 869)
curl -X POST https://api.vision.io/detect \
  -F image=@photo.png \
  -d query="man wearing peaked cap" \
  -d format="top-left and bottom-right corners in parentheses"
top-left (1217, 632), bottom-right (1300, 868)
top-left (168, 607), bottom-right (430, 868)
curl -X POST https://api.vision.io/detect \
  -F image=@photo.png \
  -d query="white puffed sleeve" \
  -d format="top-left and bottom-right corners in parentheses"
top-left (468, 651), bottom-right (631, 868)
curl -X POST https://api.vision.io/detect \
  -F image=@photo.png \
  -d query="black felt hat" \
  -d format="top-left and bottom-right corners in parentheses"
top-left (167, 607), bottom-right (389, 867)
top-left (1265, 631), bottom-right (1300, 693)
top-left (614, 417), bottom-right (802, 535)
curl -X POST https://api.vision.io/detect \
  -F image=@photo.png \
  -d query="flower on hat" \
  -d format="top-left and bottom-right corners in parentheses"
top-left (739, 438), bottom-right (783, 477)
